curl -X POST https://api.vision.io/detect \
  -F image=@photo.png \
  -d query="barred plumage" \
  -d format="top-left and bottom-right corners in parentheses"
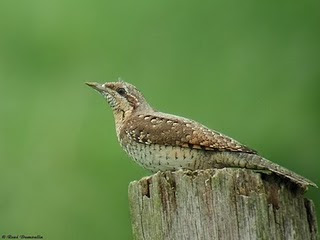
top-left (86, 80), bottom-right (317, 189)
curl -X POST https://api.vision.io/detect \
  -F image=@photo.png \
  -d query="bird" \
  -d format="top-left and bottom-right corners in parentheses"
top-left (85, 80), bottom-right (317, 188)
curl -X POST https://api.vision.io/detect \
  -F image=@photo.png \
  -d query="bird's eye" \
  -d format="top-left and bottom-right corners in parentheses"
top-left (117, 88), bottom-right (126, 96)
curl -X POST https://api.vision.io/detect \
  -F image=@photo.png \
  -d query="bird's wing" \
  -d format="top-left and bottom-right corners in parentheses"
top-left (121, 113), bottom-right (257, 154)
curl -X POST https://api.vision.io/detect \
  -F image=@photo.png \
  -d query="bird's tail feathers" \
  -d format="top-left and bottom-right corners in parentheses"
top-left (233, 153), bottom-right (317, 188)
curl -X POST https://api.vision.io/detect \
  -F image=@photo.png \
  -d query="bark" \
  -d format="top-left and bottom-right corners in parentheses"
top-left (128, 168), bottom-right (318, 240)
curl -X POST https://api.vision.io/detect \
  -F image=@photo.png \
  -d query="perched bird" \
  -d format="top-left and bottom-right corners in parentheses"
top-left (86, 80), bottom-right (317, 188)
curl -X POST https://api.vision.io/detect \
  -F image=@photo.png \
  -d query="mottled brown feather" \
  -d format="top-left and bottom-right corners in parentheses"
top-left (120, 113), bottom-right (257, 154)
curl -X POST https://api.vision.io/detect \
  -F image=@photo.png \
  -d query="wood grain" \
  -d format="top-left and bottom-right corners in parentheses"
top-left (128, 168), bottom-right (318, 240)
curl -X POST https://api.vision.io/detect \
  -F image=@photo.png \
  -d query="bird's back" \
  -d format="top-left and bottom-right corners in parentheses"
top-left (119, 111), bottom-right (317, 188)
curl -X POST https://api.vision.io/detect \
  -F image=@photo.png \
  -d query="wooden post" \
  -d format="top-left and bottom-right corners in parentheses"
top-left (128, 168), bottom-right (318, 240)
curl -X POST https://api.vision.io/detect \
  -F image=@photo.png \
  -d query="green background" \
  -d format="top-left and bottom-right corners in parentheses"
top-left (0, 0), bottom-right (319, 239)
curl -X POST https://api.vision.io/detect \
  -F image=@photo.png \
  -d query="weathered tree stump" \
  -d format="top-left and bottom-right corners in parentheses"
top-left (128, 168), bottom-right (318, 240)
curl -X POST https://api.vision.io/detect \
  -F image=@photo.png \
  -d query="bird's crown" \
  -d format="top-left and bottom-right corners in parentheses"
top-left (86, 79), bottom-right (151, 114)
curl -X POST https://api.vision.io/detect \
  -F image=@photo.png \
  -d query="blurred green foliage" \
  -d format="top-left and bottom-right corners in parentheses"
top-left (0, 0), bottom-right (319, 239)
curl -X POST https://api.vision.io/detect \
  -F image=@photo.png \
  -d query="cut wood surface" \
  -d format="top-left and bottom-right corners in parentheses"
top-left (128, 168), bottom-right (318, 240)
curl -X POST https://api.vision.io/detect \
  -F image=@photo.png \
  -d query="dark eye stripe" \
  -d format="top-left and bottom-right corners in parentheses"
top-left (117, 88), bottom-right (126, 96)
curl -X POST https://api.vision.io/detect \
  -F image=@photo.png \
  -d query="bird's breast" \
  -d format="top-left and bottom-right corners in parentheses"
top-left (119, 138), bottom-right (213, 172)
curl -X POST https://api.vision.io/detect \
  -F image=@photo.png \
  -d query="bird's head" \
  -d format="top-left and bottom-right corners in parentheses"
top-left (86, 80), bottom-right (152, 119)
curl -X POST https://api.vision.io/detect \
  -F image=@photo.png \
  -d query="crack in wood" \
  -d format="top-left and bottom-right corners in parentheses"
top-left (129, 168), bottom-right (318, 240)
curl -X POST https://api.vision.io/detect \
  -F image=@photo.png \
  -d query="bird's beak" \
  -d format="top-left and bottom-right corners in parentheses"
top-left (85, 82), bottom-right (106, 93)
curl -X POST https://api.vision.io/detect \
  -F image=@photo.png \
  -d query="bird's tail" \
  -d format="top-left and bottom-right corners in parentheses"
top-left (228, 152), bottom-right (318, 188)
